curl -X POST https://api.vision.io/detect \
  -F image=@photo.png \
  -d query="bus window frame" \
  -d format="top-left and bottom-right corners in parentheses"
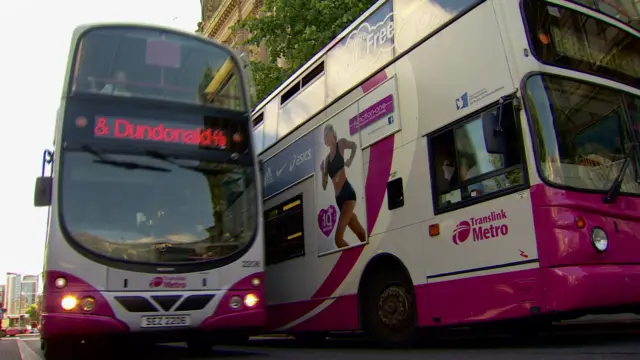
top-left (564, 0), bottom-right (640, 32)
top-left (66, 25), bottom-right (252, 112)
top-left (519, 0), bottom-right (640, 91)
top-left (519, 70), bottom-right (640, 198)
top-left (427, 95), bottom-right (530, 215)
top-left (264, 193), bottom-right (306, 265)
top-left (55, 145), bottom-right (260, 275)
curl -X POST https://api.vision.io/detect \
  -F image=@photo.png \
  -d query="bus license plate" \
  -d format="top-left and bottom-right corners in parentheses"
top-left (140, 315), bottom-right (190, 328)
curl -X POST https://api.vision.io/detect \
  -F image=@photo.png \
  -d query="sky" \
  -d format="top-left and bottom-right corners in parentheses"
top-left (0, 0), bottom-right (201, 284)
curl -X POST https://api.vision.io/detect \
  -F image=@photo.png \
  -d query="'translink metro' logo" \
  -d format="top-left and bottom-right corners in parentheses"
top-left (452, 210), bottom-right (509, 245)
top-left (149, 276), bottom-right (187, 289)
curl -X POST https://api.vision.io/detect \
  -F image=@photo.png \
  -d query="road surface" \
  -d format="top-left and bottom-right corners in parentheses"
top-left (2, 329), bottom-right (640, 360)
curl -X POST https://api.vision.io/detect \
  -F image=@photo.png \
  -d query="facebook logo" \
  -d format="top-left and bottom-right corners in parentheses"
top-left (455, 92), bottom-right (469, 110)
top-left (388, 115), bottom-right (394, 125)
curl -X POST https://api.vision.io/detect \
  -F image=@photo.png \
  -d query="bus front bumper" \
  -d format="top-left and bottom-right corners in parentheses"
top-left (40, 313), bottom-right (130, 338)
top-left (40, 308), bottom-right (266, 340)
top-left (543, 265), bottom-right (640, 313)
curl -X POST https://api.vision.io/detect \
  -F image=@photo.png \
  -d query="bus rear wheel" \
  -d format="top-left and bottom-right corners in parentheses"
top-left (362, 269), bottom-right (418, 346)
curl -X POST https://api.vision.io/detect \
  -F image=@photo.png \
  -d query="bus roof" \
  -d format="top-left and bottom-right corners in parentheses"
top-left (250, 0), bottom-right (388, 116)
top-left (71, 22), bottom-right (206, 42)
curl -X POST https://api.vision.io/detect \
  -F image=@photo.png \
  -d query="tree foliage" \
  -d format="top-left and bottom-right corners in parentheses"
top-left (233, 0), bottom-right (377, 103)
top-left (25, 304), bottom-right (38, 322)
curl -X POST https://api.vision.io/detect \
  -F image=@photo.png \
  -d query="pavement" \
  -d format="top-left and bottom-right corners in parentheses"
top-left (2, 323), bottom-right (640, 360)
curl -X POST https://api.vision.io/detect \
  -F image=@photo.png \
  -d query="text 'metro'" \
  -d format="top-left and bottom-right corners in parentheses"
top-left (93, 116), bottom-right (228, 149)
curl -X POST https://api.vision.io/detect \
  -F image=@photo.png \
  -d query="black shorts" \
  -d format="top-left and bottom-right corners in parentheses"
top-left (335, 179), bottom-right (357, 210)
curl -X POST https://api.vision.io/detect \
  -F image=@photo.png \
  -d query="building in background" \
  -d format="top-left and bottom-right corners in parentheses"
top-left (198, 0), bottom-right (267, 62)
top-left (20, 275), bottom-right (38, 314)
top-left (0, 284), bottom-right (5, 310)
top-left (5, 273), bottom-right (20, 315)
top-left (4, 273), bottom-right (40, 316)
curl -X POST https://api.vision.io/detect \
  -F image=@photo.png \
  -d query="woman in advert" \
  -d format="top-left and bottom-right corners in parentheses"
top-left (320, 123), bottom-right (367, 249)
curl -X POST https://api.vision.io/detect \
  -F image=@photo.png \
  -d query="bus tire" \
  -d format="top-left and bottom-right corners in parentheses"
top-left (361, 268), bottom-right (418, 347)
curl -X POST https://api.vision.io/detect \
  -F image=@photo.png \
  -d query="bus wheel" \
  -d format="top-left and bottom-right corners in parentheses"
top-left (362, 270), bottom-right (418, 346)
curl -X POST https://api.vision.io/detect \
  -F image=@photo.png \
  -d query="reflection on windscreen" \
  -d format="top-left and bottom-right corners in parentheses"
top-left (572, 0), bottom-right (640, 31)
top-left (72, 27), bottom-right (246, 111)
top-left (525, 74), bottom-right (640, 194)
top-left (523, 0), bottom-right (640, 90)
top-left (61, 152), bottom-right (256, 263)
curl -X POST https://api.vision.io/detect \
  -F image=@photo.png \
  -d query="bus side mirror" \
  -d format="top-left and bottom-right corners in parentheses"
top-left (482, 111), bottom-right (507, 154)
top-left (239, 52), bottom-right (250, 68)
top-left (34, 176), bottom-right (52, 207)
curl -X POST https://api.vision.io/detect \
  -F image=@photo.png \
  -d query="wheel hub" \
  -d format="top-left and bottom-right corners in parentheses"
top-left (378, 286), bottom-right (409, 329)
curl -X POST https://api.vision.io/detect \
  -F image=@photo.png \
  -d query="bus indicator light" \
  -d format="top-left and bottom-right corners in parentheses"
top-left (80, 297), bottom-right (96, 312)
top-left (428, 224), bottom-right (440, 237)
top-left (75, 116), bottom-right (88, 128)
top-left (94, 116), bottom-right (228, 149)
top-left (229, 296), bottom-right (242, 309)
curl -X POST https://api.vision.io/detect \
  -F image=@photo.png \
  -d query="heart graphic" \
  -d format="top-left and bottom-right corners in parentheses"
top-left (318, 205), bottom-right (338, 237)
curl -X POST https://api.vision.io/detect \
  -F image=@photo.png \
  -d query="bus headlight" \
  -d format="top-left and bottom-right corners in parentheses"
top-left (80, 297), bottom-right (96, 312)
top-left (54, 277), bottom-right (67, 289)
top-left (61, 295), bottom-right (78, 311)
top-left (244, 293), bottom-right (259, 308)
top-left (591, 227), bottom-right (608, 252)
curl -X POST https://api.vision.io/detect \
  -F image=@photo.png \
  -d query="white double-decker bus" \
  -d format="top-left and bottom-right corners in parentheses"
top-left (252, 0), bottom-right (640, 345)
top-left (34, 23), bottom-right (264, 358)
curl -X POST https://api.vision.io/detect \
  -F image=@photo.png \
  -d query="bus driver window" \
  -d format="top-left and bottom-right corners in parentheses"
top-left (429, 100), bottom-right (525, 212)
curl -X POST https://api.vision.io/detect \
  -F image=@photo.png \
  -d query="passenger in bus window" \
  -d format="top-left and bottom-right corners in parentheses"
top-left (320, 123), bottom-right (367, 249)
top-left (89, 70), bottom-right (132, 97)
top-left (442, 157), bottom-right (457, 185)
top-left (436, 148), bottom-right (462, 207)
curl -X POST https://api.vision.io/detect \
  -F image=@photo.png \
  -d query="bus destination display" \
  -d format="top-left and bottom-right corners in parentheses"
top-left (93, 116), bottom-right (228, 149)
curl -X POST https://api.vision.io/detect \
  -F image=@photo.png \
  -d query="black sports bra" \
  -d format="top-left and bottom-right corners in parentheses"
top-left (326, 142), bottom-right (345, 179)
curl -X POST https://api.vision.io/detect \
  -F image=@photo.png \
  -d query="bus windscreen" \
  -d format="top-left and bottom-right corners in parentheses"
top-left (71, 26), bottom-right (247, 111)
top-left (522, 0), bottom-right (640, 90)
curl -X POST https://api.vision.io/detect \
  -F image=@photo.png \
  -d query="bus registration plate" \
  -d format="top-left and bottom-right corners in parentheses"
top-left (141, 315), bottom-right (191, 328)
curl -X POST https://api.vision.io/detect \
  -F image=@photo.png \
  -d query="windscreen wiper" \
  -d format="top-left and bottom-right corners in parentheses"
top-left (144, 149), bottom-right (227, 175)
top-left (603, 142), bottom-right (639, 204)
top-left (81, 145), bottom-right (171, 172)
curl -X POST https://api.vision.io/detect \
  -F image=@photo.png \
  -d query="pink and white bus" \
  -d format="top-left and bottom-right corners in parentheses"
top-left (33, 23), bottom-right (264, 358)
top-left (251, 0), bottom-right (640, 345)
